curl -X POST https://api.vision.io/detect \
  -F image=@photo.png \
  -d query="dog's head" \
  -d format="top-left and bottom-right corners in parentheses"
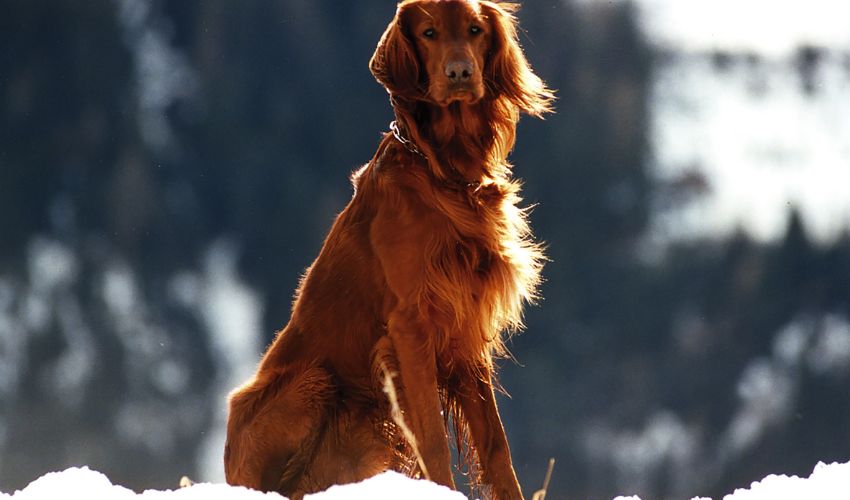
top-left (370, 0), bottom-right (553, 116)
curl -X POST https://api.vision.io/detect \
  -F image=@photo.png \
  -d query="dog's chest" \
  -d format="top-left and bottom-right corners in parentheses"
top-left (422, 184), bottom-right (533, 361)
top-left (437, 184), bottom-right (511, 285)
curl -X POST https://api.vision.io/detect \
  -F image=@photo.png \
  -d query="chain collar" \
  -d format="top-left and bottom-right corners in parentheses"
top-left (388, 117), bottom-right (480, 193)
top-left (390, 120), bottom-right (426, 158)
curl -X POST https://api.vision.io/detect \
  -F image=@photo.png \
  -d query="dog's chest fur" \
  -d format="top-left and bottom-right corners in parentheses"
top-left (363, 140), bottom-right (542, 371)
top-left (415, 176), bottom-right (541, 370)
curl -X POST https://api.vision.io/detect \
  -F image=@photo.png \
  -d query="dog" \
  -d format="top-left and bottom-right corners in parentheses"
top-left (224, 1), bottom-right (553, 498)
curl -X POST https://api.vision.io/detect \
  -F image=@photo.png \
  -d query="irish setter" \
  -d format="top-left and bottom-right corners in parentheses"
top-left (224, 1), bottom-right (553, 498)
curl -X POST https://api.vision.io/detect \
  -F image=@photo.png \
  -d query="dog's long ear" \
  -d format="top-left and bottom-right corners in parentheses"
top-left (482, 2), bottom-right (554, 116)
top-left (370, 5), bottom-right (421, 99)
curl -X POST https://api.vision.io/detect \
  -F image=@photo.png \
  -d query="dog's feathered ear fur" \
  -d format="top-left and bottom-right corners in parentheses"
top-left (481, 1), bottom-right (554, 116)
top-left (370, 5), bottom-right (422, 99)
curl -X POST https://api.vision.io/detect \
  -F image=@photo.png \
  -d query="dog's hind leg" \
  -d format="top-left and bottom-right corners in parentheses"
top-left (224, 363), bottom-right (333, 497)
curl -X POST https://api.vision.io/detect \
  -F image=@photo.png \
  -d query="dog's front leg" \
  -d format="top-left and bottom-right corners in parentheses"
top-left (458, 368), bottom-right (524, 500)
top-left (371, 200), bottom-right (455, 487)
top-left (387, 308), bottom-right (456, 489)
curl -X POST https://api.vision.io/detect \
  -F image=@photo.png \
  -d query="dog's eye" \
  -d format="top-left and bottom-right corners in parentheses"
top-left (422, 28), bottom-right (436, 39)
top-left (469, 25), bottom-right (482, 36)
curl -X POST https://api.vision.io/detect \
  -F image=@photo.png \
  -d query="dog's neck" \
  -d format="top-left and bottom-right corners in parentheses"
top-left (393, 96), bottom-right (518, 184)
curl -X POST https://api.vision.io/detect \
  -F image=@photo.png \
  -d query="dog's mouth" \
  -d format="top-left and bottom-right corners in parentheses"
top-left (433, 83), bottom-right (484, 105)
top-left (447, 90), bottom-right (478, 103)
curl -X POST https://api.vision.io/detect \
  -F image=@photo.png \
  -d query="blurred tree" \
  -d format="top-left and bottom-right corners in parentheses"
top-left (0, 0), bottom-right (216, 490)
top-left (0, 0), bottom-right (133, 263)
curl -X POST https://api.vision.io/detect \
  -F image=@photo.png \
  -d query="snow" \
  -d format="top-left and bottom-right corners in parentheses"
top-left (4, 462), bottom-right (850, 500)
top-left (602, 0), bottom-right (850, 245)
top-left (648, 55), bottom-right (850, 244)
top-left (302, 472), bottom-right (463, 499)
top-left (0, 468), bottom-right (281, 500)
top-left (720, 461), bottom-right (850, 500)
top-left (631, 0), bottom-right (850, 57)
top-left (0, 469), bottom-right (462, 500)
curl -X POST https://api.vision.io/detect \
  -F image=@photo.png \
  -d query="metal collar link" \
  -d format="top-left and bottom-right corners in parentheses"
top-left (388, 120), bottom-right (483, 194)
top-left (390, 120), bottom-right (426, 158)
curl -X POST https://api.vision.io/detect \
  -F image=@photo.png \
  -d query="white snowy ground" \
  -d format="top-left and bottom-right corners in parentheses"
top-left (3, 461), bottom-right (850, 500)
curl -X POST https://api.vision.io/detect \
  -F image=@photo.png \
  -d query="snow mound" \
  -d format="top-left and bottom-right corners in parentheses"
top-left (718, 461), bottom-right (850, 500)
top-left (613, 460), bottom-right (850, 500)
top-left (303, 472), bottom-right (463, 499)
top-left (0, 468), bottom-right (463, 500)
top-left (3, 461), bottom-right (849, 499)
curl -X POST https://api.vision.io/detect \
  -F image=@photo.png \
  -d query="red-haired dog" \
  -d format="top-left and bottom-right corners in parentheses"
top-left (225, 1), bottom-right (553, 498)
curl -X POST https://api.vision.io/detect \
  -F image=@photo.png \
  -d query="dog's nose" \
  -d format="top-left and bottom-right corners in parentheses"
top-left (445, 60), bottom-right (473, 83)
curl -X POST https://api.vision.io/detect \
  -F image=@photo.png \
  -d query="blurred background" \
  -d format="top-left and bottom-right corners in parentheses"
top-left (1, 0), bottom-right (849, 498)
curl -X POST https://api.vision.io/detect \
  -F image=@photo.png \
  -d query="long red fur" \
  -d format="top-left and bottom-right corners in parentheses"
top-left (225, 1), bottom-right (553, 499)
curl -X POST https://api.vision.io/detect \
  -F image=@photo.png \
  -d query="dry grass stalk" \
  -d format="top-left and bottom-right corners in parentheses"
top-left (380, 362), bottom-right (431, 481)
top-left (531, 458), bottom-right (555, 500)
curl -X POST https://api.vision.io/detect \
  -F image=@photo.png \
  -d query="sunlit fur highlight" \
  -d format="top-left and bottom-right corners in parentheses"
top-left (225, 1), bottom-right (553, 499)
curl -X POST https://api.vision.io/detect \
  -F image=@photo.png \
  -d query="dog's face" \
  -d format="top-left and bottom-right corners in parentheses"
top-left (405, 0), bottom-right (490, 105)
top-left (370, 0), bottom-right (554, 116)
